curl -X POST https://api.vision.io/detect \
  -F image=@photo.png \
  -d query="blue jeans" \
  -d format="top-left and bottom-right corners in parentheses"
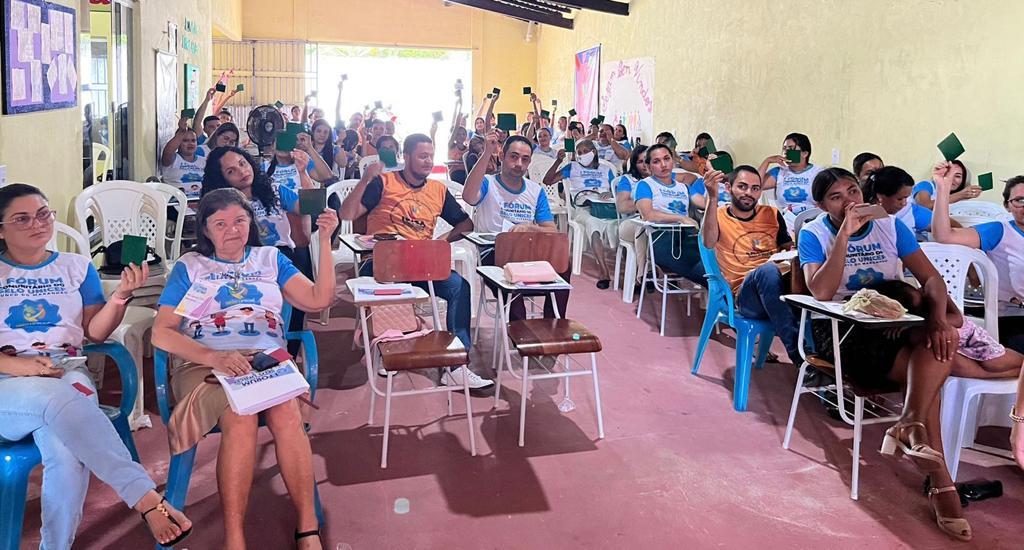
top-left (360, 262), bottom-right (473, 349)
top-left (736, 262), bottom-right (801, 364)
top-left (651, 228), bottom-right (706, 288)
top-left (0, 369), bottom-right (155, 550)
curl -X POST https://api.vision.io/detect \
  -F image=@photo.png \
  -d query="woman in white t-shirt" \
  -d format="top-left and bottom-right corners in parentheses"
top-left (759, 132), bottom-right (825, 230)
top-left (798, 167), bottom-right (971, 541)
top-left (533, 127), bottom-right (558, 160)
top-left (0, 184), bottom-right (192, 547)
top-left (912, 159), bottom-right (981, 210)
top-left (543, 140), bottom-right (619, 288)
top-left (160, 116), bottom-right (207, 200)
top-left (153, 188), bottom-right (337, 550)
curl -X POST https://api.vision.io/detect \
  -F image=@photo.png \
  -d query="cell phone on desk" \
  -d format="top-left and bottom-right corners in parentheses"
top-left (56, 356), bottom-right (88, 370)
top-left (853, 203), bottom-right (889, 221)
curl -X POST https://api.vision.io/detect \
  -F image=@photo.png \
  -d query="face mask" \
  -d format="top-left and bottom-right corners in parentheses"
top-left (578, 151), bottom-right (596, 166)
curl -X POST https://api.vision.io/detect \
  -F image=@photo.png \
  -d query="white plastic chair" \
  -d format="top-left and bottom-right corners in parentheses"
top-left (142, 181), bottom-right (187, 262)
top-left (92, 143), bottom-right (111, 184)
top-left (950, 201), bottom-right (1011, 227)
top-left (358, 155), bottom-right (379, 175)
top-left (49, 222), bottom-right (157, 430)
top-left (528, 155), bottom-right (556, 183)
top-left (635, 221), bottom-right (705, 336)
top-left (614, 217), bottom-right (640, 303)
top-left (309, 180), bottom-right (359, 325)
top-left (921, 242), bottom-right (1017, 481)
top-left (792, 208), bottom-right (823, 235)
top-left (564, 191), bottom-right (585, 276)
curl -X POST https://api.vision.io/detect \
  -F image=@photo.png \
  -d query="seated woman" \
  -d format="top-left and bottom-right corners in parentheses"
top-left (633, 143), bottom-right (706, 287)
top-left (852, 151), bottom-right (884, 184)
top-left (615, 145), bottom-right (650, 288)
top-left (0, 184), bottom-right (192, 548)
top-left (447, 124), bottom-right (469, 184)
top-left (199, 122), bottom-right (240, 158)
top-left (533, 127), bottom-right (558, 160)
top-left (310, 118), bottom-right (346, 174)
top-left (759, 132), bottom-right (825, 230)
top-left (160, 116), bottom-right (206, 200)
top-left (929, 161), bottom-right (1024, 355)
top-left (798, 167), bottom-right (970, 541)
top-left (862, 166), bottom-right (934, 238)
top-left (543, 139), bottom-right (619, 289)
top-left (376, 135), bottom-right (404, 173)
top-left (613, 124), bottom-right (633, 152)
top-left (153, 188), bottom-right (337, 550)
top-left (912, 159), bottom-right (980, 210)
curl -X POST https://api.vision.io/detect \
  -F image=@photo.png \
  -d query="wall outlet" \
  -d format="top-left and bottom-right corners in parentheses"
top-left (0, 165), bottom-right (6, 187)
top-left (831, 148), bottom-right (841, 165)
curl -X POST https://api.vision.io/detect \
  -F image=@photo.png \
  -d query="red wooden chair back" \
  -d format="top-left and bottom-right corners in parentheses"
top-left (494, 232), bottom-right (570, 273)
top-left (373, 240), bottom-right (452, 283)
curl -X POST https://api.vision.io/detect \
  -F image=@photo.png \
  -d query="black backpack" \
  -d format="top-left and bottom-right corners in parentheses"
top-left (92, 239), bottom-right (163, 276)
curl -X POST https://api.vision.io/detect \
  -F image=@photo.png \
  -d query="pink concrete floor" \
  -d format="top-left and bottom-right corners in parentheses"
top-left (17, 261), bottom-right (1024, 549)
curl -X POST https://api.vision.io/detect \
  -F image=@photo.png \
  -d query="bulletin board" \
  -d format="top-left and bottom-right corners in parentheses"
top-left (1, 0), bottom-right (78, 114)
top-left (184, 63), bottom-right (199, 109)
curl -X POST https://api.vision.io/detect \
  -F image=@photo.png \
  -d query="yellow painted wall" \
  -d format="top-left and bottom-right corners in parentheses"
top-left (212, 0), bottom-right (243, 41)
top-left (536, 0), bottom-right (1024, 200)
top-left (0, 0), bottom-right (82, 220)
top-left (241, 0), bottom-right (537, 115)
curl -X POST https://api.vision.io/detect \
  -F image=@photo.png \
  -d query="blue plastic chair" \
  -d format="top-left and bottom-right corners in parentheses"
top-left (153, 303), bottom-right (323, 549)
top-left (0, 342), bottom-right (139, 550)
top-left (691, 241), bottom-right (776, 412)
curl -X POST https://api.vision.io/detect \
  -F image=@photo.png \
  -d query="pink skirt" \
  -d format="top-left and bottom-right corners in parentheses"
top-left (957, 319), bottom-right (1005, 362)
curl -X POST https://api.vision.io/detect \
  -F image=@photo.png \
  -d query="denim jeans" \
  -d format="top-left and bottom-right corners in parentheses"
top-left (650, 228), bottom-right (706, 288)
top-left (736, 262), bottom-right (802, 364)
top-left (0, 369), bottom-right (155, 550)
top-left (360, 261), bottom-right (473, 349)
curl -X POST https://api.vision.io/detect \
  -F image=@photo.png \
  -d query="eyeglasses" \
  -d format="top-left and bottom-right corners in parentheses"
top-left (1008, 197), bottom-right (1024, 208)
top-left (0, 209), bottom-right (57, 229)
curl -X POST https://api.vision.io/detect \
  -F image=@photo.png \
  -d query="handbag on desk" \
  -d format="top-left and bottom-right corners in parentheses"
top-left (503, 261), bottom-right (559, 284)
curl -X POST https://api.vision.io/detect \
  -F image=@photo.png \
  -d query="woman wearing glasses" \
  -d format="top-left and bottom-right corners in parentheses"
top-left (0, 184), bottom-right (192, 548)
top-left (930, 162), bottom-right (1024, 356)
top-left (758, 132), bottom-right (824, 231)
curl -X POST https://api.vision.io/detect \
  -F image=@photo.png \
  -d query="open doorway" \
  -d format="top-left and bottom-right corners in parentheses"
top-left (311, 45), bottom-right (472, 164)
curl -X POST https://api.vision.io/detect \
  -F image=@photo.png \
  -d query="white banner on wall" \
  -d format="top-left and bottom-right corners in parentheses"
top-left (600, 57), bottom-right (655, 145)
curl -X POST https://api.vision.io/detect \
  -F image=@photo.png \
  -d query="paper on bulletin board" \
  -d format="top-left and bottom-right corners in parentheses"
top-left (3, 0), bottom-right (78, 114)
top-left (600, 58), bottom-right (655, 145)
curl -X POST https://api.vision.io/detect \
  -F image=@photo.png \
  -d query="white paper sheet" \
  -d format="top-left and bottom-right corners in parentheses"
top-left (40, 23), bottom-right (51, 63)
top-left (17, 28), bottom-right (34, 63)
top-left (50, 10), bottom-right (62, 53)
top-left (57, 55), bottom-right (67, 95)
top-left (11, 68), bottom-right (27, 101)
top-left (27, 4), bottom-right (41, 33)
top-left (66, 57), bottom-right (77, 92)
top-left (63, 12), bottom-right (74, 54)
top-left (30, 60), bottom-right (43, 102)
top-left (10, 1), bottom-right (26, 30)
top-left (46, 60), bottom-right (58, 93)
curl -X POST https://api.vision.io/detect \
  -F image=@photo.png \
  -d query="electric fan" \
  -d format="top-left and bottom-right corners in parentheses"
top-left (246, 105), bottom-right (286, 149)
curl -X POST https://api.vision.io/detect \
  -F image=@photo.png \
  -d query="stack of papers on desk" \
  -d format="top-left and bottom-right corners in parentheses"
top-left (214, 359), bottom-right (310, 415)
top-left (352, 283), bottom-right (416, 301)
top-left (514, 276), bottom-right (572, 291)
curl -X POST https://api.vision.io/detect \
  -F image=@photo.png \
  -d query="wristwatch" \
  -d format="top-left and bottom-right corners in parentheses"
top-left (1010, 406), bottom-right (1024, 424)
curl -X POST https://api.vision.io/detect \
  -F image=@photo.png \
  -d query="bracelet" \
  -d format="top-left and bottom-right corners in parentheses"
top-left (1010, 406), bottom-right (1024, 424)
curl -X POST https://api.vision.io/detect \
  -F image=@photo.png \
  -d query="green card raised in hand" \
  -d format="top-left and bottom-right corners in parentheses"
top-left (180, 108), bottom-right (195, 119)
top-left (710, 153), bottom-right (734, 174)
top-left (286, 122), bottom-right (306, 135)
top-left (299, 188), bottom-right (327, 217)
top-left (496, 113), bottom-right (517, 132)
top-left (523, 86), bottom-right (532, 95)
top-left (541, 110), bottom-right (550, 120)
top-left (215, 83), bottom-right (226, 92)
top-left (699, 138), bottom-right (717, 158)
top-left (937, 133), bottom-right (965, 161)
top-left (274, 100), bottom-right (284, 109)
top-left (564, 138), bottom-right (576, 153)
top-left (978, 172), bottom-right (994, 191)
top-left (121, 235), bottom-right (148, 267)
top-left (235, 83), bottom-right (244, 92)
top-left (785, 149), bottom-right (801, 163)
top-left (568, 109), bottom-right (577, 117)
top-left (379, 149), bottom-right (398, 168)
top-left (596, 115), bottom-right (605, 124)
top-left (275, 131), bottom-right (297, 152)
top-left (432, 111), bottom-right (444, 122)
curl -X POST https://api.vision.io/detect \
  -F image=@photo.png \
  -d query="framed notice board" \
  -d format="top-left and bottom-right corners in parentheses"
top-left (1, 0), bottom-right (78, 114)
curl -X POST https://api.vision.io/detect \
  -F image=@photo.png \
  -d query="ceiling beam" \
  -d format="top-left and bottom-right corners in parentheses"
top-left (448, 0), bottom-right (575, 29)
top-left (516, 0), bottom-right (572, 13)
top-left (548, 0), bottom-right (629, 16)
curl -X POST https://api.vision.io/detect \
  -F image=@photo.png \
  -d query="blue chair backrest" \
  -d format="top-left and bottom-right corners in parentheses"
top-left (697, 239), bottom-right (736, 326)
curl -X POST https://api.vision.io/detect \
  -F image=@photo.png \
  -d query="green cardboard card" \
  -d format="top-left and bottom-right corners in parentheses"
top-left (496, 113), bottom-right (517, 132)
top-left (596, 115), bottom-right (605, 124)
top-left (710, 154), bottom-right (734, 174)
top-left (523, 86), bottom-right (532, 95)
top-left (541, 110), bottom-right (550, 119)
top-left (590, 118), bottom-right (599, 126)
top-left (698, 138), bottom-right (717, 158)
top-left (235, 83), bottom-right (244, 92)
top-left (552, 99), bottom-right (558, 106)
top-left (937, 132), bottom-right (965, 161)
top-left (492, 87), bottom-right (501, 94)
top-left (275, 131), bottom-right (297, 152)
top-left (180, 108), bottom-right (195, 119)
top-left (564, 138), bottom-right (576, 153)
top-left (432, 111), bottom-right (444, 122)
top-left (379, 149), bottom-right (399, 168)
top-left (121, 235), bottom-right (148, 267)
top-left (568, 109), bottom-right (577, 117)
top-left (215, 83), bottom-right (226, 92)
top-left (286, 122), bottom-right (306, 135)
top-left (299, 188), bottom-right (327, 217)
top-left (274, 100), bottom-right (284, 109)
top-left (785, 149), bottom-right (801, 163)
top-left (486, 93), bottom-right (493, 99)
top-left (978, 172), bottom-right (994, 191)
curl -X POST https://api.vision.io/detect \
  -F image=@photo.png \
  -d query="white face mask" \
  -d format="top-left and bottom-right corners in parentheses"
top-left (578, 151), bottom-right (596, 166)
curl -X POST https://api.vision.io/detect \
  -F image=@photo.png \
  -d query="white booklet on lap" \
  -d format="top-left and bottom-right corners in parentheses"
top-left (213, 356), bottom-right (310, 415)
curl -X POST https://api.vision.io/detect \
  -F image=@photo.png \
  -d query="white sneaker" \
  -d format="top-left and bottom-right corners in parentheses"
top-left (441, 366), bottom-right (494, 389)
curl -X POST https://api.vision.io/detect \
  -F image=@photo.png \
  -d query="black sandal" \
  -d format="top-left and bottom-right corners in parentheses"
top-left (141, 496), bottom-right (192, 547)
top-left (295, 529), bottom-right (322, 547)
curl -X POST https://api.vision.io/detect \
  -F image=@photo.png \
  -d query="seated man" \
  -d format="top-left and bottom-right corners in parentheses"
top-left (341, 133), bottom-right (493, 391)
top-left (699, 166), bottom-right (801, 365)
top-left (463, 132), bottom-right (563, 320)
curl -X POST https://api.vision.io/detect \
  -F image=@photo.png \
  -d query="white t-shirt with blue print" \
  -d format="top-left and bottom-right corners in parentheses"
top-left (162, 153), bottom-right (207, 199)
top-left (261, 159), bottom-right (317, 194)
top-left (768, 164), bottom-right (824, 215)
top-left (533, 145), bottom-right (558, 160)
top-left (613, 174), bottom-right (638, 197)
top-left (896, 202), bottom-right (933, 234)
top-left (560, 162), bottom-right (615, 195)
top-left (634, 175), bottom-right (704, 218)
top-left (974, 220), bottom-right (1024, 312)
top-left (470, 174), bottom-right (553, 232)
top-left (0, 253), bottom-right (103, 364)
top-left (158, 247), bottom-right (302, 352)
top-left (250, 187), bottom-right (297, 249)
top-left (798, 214), bottom-right (920, 301)
top-left (689, 177), bottom-right (732, 208)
